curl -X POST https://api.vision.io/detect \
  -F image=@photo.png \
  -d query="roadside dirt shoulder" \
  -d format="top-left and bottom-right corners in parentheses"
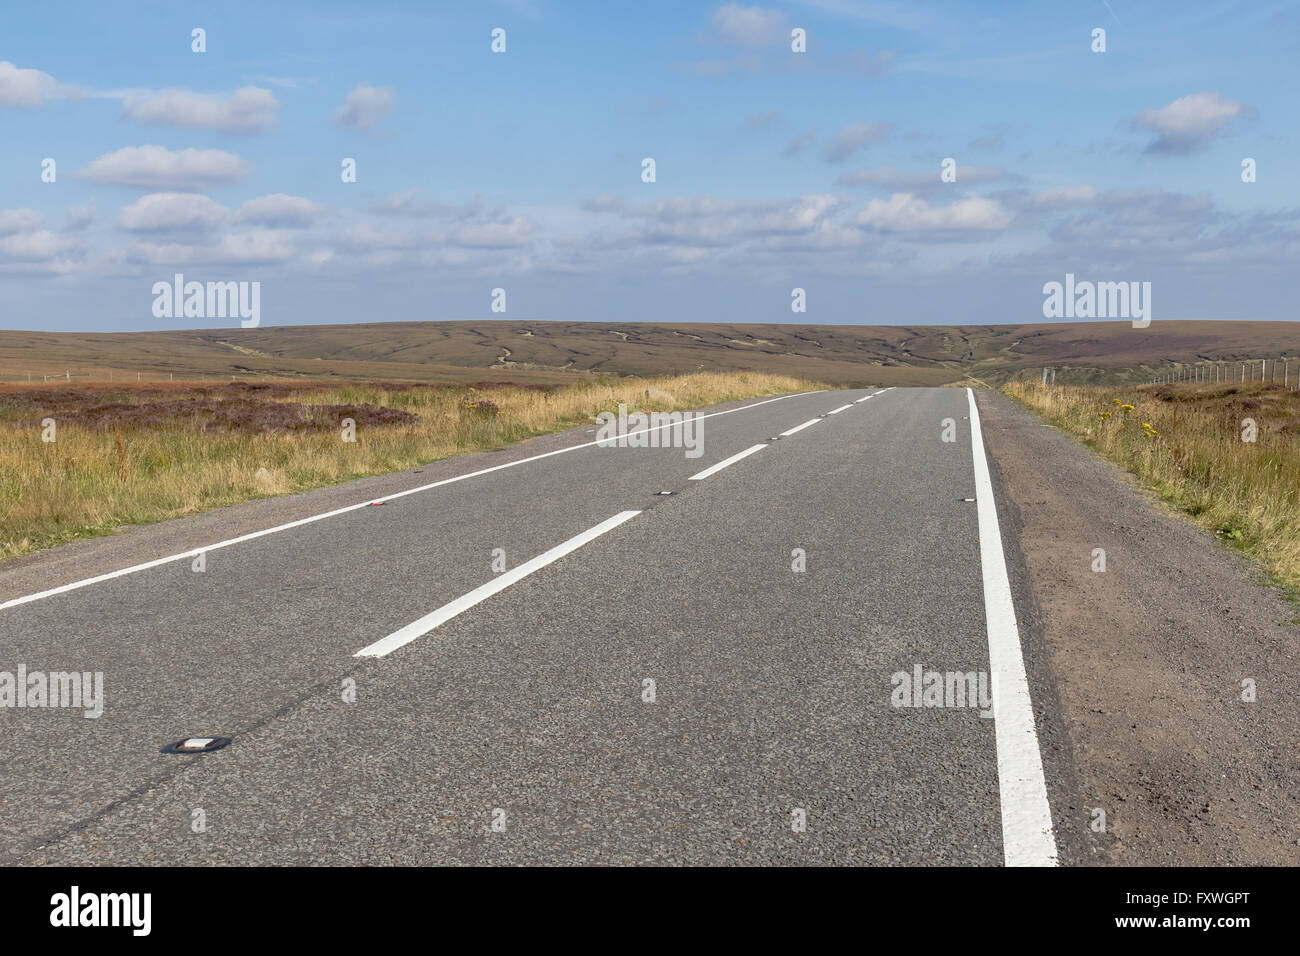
top-left (978, 390), bottom-right (1300, 865)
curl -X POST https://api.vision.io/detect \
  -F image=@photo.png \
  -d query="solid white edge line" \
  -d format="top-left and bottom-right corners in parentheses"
top-left (355, 510), bottom-right (642, 658)
top-left (967, 387), bottom-right (1058, 867)
top-left (0, 389), bottom-right (828, 613)
top-left (779, 418), bottom-right (821, 437)
top-left (827, 404), bottom-right (854, 415)
top-left (687, 443), bottom-right (767, 480)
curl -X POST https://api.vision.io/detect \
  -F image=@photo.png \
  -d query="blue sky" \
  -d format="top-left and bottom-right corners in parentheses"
top-left (2, 0), bottom-right (1296, 331)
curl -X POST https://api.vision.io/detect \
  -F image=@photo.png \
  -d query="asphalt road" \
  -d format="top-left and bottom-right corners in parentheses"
top-left (0, 386), bottom-right (1060, 865)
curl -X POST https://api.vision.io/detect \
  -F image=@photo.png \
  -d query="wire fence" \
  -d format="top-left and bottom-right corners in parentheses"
top-left (1145, 359), bottom-right (1295, 388)
top-left (1033, 358), bottom-right (1299, 391)
top-left (0, 369), bottom-right (280, 385)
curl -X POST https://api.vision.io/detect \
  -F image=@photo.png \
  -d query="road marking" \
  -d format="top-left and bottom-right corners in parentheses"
top-left (779, 418), bottom-right (821, 437)
top-left (688, 443), bottom-right (767, 480)
top-left (827, 403), bottom-right (854, 415)
top-left (355, 510), bottom-right (641, 658)
top-left (967, 387), bottom-right (1058, 867)
top-left (0, 390), bottom-right (828, 613)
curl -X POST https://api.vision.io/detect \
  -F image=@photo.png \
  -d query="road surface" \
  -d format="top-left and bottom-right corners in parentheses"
top-left (4, 385), bottom-right (1287, 866)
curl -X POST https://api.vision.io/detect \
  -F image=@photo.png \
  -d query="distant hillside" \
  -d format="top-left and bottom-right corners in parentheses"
top-left (3, 320), bottom-right (1298, 386)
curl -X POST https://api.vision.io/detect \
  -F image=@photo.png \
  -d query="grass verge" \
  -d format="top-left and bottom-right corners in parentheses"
top-left (1004, 380), bottom-right (1300, 600)
top-left (1, 371), bottom-right (823, 562)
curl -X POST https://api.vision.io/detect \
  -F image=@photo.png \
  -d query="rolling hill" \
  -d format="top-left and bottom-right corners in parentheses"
top-left (2, 320), bottom-right (1298, 387)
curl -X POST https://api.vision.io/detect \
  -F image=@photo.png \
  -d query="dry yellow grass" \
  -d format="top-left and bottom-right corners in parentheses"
top-left (0, 371), bottom-right (822, 561)
top-left (1005, 380), bottom-right (1300, 598)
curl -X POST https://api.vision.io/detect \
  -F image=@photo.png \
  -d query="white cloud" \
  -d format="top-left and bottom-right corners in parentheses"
top-left (1031, 185), bottom-right (1098, 207)
top-left (0, 229), bottom-right (83, 262)
top-left (838, 164), bottom-right (1019, 189)
top-left (778, 193), bottom-right (841, 229)
top-left (117, 193), bottom-right (229, 232)
top-left (0, 207), bottom-right (85, 271)
top-left (0, 208), bottom-right (44, 235)
top-left (451, 218), bottom-right (534, 247)
top-left (370, 189), bottom-right (484, 219)
top-left (0, 61), bottom-right (60, 108)
top-left (585, 193), bottom-right (846, 250)
top-left (712, 4), bottom-right (788, 46)
top-left (334, 85), bottom-right (395, 131)
top-left (79, 145), bottom-right (251, 189)
top-left (64, 199), bottom-right (96, 231)
top-left (236, 194), bottom-right (325, 227)
top-left (121, 86), bottom-right (279, 133)
top-left (822, 122), bottom-right (892, 162)
top-left (210, 230), bottom-right (297, 263)
top-left (338, 223), bottom-right (430, 251)
top-left (855, 192), bottom-right (1012, 232)
top-left (128, 229), bottom-right (297, 266)
top-left (1132, 92), bottom-right (1248, 154)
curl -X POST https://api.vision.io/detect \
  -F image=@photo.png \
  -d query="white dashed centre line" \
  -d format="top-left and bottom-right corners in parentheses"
top-left (827, 403), bottom-right (854, 415)
top-left (688, 443), bottom-right (767, 480)
top-left (355, 510), bottom-right (642, 658)
top-left (779, 418), bottom-right (821, 437)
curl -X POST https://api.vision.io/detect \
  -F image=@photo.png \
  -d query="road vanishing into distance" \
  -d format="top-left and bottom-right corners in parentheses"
top-left (7, 384), bottom-right (1290, 866)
